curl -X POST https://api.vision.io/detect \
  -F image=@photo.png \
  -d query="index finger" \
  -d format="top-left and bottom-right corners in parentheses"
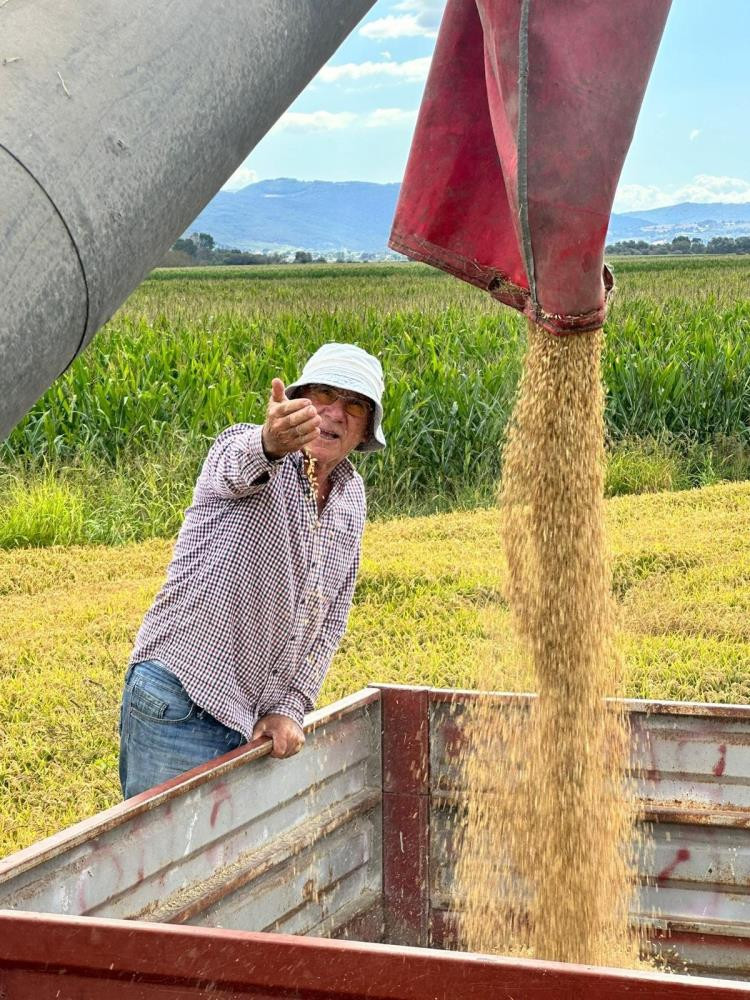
top-left (270, 397), bottom-right (314, 417)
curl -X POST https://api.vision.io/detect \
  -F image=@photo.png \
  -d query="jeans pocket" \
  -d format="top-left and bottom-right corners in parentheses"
top-left (129, 667), bottom-right (195, 724)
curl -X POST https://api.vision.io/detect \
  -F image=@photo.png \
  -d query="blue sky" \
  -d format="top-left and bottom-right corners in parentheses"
top-left (223, 0), bottom-right (750, 214)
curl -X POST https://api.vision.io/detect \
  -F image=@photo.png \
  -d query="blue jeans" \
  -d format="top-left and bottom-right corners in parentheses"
top-left (119, 659), bottom-right (245, 799)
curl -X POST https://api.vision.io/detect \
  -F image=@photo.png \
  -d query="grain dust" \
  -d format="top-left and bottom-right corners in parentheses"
top-left (455, 321), bottom-right (644, 966)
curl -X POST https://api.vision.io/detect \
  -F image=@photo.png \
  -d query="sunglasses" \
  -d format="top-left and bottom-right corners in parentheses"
top-left (307, 384), bottom-right (372, 419)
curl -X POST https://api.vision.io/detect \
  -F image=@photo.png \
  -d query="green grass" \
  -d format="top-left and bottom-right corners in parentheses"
top-left (1, 257), bottom-right (750, 547)
top-left (2, 481), bottom-right (749, 856)
top-left (1, 256), bottom-right (749, 852)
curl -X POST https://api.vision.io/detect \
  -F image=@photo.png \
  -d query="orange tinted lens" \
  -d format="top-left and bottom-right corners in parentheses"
top-left (310, 385), bottom-right (369, 418)
top-left (344, 398), bottom-right (368, 417)
top-left (310, 385), bottom-right (337, 404)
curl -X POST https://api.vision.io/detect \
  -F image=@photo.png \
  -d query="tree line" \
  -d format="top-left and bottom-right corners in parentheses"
top-left (163, 229), bottom-right (750, 267)
top-left (165, 233), bottom-right (364, 267)
top-left (606, 235), bottom-right (750, 256)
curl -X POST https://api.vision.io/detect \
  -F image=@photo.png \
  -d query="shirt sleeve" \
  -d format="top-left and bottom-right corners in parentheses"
top-left (268, 542), bottom-right (362, 727)
top-left (198, 424), bottom-right (280, 500)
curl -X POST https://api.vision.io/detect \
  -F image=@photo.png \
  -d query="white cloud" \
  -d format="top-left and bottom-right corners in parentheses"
top-left (360, 14), bottom-right (437, 39)
top-left (614, 185), bottom-right (669, 213)
top-left (689, 128), bottom-right (701, 141)
top-left (614, 174), bottom-right (750, 213)
top-left (394, 0), bottom-right (446, 31)
top-left (271, 110), bottom-right (357, 133)
top-left (678, 174), bottom-right (750, 201)
top-left (364, 107), bottom-right (418, 127)
top-left (316, 56), bottom-right (431, 84)
top-left (262, 108), bottom-right (417, 135)
top-left (221, 163), bottom-right (258, 191)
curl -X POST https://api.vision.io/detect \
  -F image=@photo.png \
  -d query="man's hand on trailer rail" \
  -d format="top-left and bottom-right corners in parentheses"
top-left (252, 713), bottom-right (306, 759)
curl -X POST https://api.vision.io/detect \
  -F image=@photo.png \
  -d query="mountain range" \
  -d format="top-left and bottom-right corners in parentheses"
top-left (187, 178), bottom-right (750, 255)
top-left (189, 179), bottom-right (400, 255)
top-left (607, 201), bottom-right (750, 243)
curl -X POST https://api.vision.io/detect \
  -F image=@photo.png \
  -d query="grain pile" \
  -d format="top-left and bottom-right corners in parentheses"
top-left (455, 321), bottom-right (642, 966)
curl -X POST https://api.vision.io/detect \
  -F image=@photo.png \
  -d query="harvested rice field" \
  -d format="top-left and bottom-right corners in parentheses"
top-left (1, 479), bottom-right (750, 856)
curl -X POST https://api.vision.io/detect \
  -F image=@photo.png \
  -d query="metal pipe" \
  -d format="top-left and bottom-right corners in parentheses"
top-left (0, 0), bottom-right (375, 440)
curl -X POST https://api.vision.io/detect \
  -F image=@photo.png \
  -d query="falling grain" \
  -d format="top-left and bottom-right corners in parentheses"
top-left (455, 321), bottom-right (644, 966)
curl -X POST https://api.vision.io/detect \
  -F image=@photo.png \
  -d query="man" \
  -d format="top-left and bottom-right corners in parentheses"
top-left (119, 342), bottom-right (385, 798)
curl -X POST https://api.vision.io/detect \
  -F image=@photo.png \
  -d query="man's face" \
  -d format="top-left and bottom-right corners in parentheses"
top-left (300, 384), bottom-right (371, 468)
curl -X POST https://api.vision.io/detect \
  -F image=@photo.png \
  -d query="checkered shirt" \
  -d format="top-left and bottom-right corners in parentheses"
top-left (130, 423), bottom-right (366, 739)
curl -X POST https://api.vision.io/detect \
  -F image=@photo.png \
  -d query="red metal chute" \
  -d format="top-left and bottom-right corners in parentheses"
top-left (390, 0), bottom-right (672, 334)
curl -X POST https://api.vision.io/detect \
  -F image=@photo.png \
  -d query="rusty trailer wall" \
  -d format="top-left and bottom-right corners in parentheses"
top-left (427, 690), bottom-right (750, 978)
top-left (0, 690), bottom-right (383, 939)
top-left (3, 685), bottom-right (750, 994)
top-left (634, 706), bottom-right (750, 979)
top-left (6, 911), bottom-right (750, 1000)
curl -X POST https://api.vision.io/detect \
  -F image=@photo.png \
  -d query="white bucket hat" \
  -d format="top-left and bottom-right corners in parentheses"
top-left (286, 343), bottom-right (386, 453)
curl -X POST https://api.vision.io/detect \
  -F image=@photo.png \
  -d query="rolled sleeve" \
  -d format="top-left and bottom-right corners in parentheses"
top-left (267, 689), bottom-right (309, 728)
top-left (199, 424), bottom-right (279, 500)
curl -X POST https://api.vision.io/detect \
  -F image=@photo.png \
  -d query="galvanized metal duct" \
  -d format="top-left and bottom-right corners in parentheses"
top-left (0, 0), bottom-right (375, 440)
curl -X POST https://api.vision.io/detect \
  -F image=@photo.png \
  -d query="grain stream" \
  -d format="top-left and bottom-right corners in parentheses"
top-left (455, 322), bottom-right (644, 966)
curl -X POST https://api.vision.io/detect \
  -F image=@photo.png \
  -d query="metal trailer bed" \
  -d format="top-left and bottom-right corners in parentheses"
top-left (1, 684), bottom-right (750, 998)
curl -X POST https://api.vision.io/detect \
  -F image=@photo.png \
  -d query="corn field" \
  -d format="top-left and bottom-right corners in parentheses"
top-left (1, 257), bottom-right (749, 545)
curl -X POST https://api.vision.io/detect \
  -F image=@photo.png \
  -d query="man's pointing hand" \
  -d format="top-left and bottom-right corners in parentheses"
top-left (261, 378), bottom-right (321, 460)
